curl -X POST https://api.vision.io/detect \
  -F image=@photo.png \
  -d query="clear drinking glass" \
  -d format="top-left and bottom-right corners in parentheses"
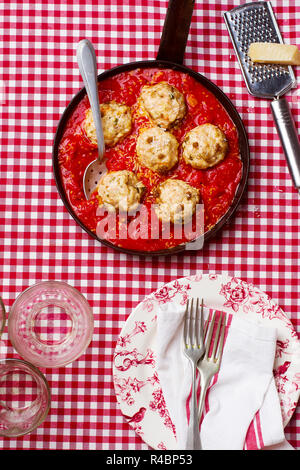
top-left (8, 281), bottom-right (94, 368)
top-left (0, 296), bottom-right (5, 339)
top-left (0, 358), bottom-right (51, 437)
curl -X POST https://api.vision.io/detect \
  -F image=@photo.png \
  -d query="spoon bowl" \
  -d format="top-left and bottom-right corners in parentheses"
top-left (83, 159), bottom-right (107, 200)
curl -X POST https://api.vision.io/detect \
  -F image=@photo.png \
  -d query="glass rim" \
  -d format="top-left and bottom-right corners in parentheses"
top-left (7, 281), bottom-right (94, 368)
top-left (0, 296), bottom-right (6, 339)
top-left (10, 280), bottom-right (92, 308)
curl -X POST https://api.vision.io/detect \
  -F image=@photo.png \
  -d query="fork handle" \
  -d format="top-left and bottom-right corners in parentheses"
top-left (198, 378), bottom-right (210, 422)
top-left (186, 363), bottom-right (202, 450)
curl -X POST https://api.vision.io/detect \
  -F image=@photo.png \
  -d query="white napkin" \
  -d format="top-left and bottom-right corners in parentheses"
top-left (155, 302), bottom-right (292, 450)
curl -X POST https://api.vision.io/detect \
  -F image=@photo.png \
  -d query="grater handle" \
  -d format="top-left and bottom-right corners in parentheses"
top-left (270, 97), bottom-right (300, 190)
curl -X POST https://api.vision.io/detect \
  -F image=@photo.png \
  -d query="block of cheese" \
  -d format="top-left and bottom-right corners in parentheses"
top-left (248, 42), bottom-right (300, 65)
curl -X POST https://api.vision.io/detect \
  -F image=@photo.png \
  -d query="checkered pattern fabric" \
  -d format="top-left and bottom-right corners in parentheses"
top-left (0, 0), bottom-right (299, 450)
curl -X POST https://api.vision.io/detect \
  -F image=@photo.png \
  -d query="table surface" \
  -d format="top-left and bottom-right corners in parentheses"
top-left (0, 0), bottom-right (299, 450)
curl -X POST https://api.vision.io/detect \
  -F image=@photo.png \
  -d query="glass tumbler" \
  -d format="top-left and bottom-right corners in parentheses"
top-left (8, 281), bottom-right (94, 368)
top-left (0, 358), bottom-right (51, 437)
top-left (0, 296), bottom-right (5, 338)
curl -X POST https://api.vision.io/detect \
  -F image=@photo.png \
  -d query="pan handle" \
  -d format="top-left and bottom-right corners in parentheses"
top-left (156, 0), bottom-right (195, 64)
top-left (270, 97), bottom-right (300, 192)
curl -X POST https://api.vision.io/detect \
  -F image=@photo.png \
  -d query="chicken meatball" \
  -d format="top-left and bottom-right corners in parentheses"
top-left (84, 101), bottom-right (132, 147)
top-left (139, 82), bottom-right (186, 130)
top-left (154, 179), bottom-right (199, 224)
top-left (182, 123), bottom-right (228, 169)
top-left (97, 170), bottom-right (145, 213)
top-left (136, 127), bottom-right (179, 173)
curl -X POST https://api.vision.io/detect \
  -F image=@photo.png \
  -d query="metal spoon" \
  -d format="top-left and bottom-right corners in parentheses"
top-left (76, 39), bottom-right (107, 200)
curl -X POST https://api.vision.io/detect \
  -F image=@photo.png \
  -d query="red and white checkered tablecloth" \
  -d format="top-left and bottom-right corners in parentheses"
top-left (0, 0), bottom-right (299, 451)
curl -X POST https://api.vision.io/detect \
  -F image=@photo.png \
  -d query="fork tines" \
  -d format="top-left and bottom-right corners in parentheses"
top-left (183, 298), bottom-right (204, 349)
top-left (204, 310), bottom-right (226, 362)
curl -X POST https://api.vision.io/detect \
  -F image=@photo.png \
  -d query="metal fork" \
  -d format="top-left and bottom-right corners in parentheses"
top-left (197, 310), bottom-right (226, 422)
top-left (183, 298), bottom-right (205, 450)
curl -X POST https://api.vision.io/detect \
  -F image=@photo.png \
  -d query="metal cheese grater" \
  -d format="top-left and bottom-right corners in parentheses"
top-left (224, 1), bottom-right (300, 193)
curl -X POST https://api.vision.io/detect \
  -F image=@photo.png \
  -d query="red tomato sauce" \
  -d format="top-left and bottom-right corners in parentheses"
top-left (58, 68), bottom-right (242, 252)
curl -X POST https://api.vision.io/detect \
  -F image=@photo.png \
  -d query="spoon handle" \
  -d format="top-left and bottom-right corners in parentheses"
top-left (77, 39), bottom-right (105, 158)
